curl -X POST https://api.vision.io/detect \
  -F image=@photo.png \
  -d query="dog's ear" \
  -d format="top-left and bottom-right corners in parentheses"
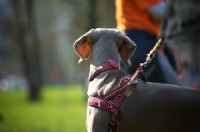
top-left (74, 34), bottom-right (92, 63)
top-left (118, 34), bottom-right (136, 66)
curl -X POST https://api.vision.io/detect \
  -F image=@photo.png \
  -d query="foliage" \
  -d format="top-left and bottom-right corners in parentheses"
top-left (0, 85), bottom-right (87, 132)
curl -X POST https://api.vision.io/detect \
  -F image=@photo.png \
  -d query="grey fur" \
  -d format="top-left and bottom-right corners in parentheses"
top-left (74, 28), bottom-right (200, 132)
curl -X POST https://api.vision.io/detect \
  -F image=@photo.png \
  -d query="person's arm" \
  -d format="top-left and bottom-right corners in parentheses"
top-left (148, 1), bottom-right (166, 25)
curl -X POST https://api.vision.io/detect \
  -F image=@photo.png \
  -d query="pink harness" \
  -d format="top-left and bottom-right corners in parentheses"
top-left (88, 60), bottom-right (145, 132)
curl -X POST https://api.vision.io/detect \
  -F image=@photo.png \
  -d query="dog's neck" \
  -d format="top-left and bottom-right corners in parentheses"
top-left (88, 60), bottom-right (120, 82)
top-left (89, 41), bottom-right (120, 72)
top-left (87, 41), bottom-right (127, 97)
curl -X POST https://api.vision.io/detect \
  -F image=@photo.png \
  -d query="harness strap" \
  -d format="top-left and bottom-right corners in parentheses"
top-left (88, 97), bottom-right (119, 114)
top-left (88, 68), bottom-right (145, 132)
top-left (127, 68), bottom-right (145, 85)
top-left (88, 60), bottom-right (121, 82)
top-left (88, 96), bottom-right (120, 132)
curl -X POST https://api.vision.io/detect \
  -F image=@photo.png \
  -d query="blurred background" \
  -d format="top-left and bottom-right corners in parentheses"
top-left (0, 0), bottom-right (115, 131)
top-left (1, 0), bottom-right (200, 131)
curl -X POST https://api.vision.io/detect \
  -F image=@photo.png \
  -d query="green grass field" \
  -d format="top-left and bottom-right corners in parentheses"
top-left (0, 84), bottom-right (87, 132)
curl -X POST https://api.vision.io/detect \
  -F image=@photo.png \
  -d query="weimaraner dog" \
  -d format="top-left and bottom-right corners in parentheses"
top-left (74, 28), bottom-right (200, 132)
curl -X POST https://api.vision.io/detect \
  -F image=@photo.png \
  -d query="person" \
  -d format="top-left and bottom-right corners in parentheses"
top-left (161, 0), bottom-right (200, 88)
top-left (115, 0), bottom-right (183, 85)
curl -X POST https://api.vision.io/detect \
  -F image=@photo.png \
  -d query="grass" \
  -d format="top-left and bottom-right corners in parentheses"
top-left (0, 84), bottom-right (87, 132)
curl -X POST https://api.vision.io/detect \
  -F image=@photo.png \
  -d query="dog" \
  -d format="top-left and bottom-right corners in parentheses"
top-left (74, 28), bottom-right (200, 132)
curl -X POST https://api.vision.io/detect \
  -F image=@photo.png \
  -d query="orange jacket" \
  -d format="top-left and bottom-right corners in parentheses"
top-left (115, 0), bottom-right (162, 36)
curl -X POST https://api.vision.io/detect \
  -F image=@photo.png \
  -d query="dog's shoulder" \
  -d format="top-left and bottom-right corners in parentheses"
top-left (88, 69), bottom-right (130, 97)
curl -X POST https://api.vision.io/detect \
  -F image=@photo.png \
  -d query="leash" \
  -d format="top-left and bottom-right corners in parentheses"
top-left (132, 38), bottom-right (164, 82)
top-left (139, 38), bottom-right (164, 68)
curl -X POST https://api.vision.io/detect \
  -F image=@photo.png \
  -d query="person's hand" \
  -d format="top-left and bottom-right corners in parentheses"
top-left (151, 15), bottom-right (162, 26)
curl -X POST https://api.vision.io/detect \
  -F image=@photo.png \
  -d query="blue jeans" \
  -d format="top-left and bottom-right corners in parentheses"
top-left (120, 29), bottom-right (182, 85)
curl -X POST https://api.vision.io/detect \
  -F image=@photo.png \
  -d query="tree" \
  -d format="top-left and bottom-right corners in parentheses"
top-left (10, 0), bottom-right (42, 101)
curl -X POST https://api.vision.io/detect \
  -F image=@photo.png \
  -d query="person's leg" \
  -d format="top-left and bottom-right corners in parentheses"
top-left (145, 52), bottom-right (182, 85)
top-left (121, 29), bottom-right (182, 85)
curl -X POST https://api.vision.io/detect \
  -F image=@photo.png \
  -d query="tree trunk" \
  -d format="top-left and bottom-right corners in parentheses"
top-left (88, 0), bottom-right (97, 30)
top-left (11, 0), bottom-right (42, 101)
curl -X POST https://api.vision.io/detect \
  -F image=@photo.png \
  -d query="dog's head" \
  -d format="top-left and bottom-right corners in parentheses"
top-left (73, 28), bottom-right (136, 66)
